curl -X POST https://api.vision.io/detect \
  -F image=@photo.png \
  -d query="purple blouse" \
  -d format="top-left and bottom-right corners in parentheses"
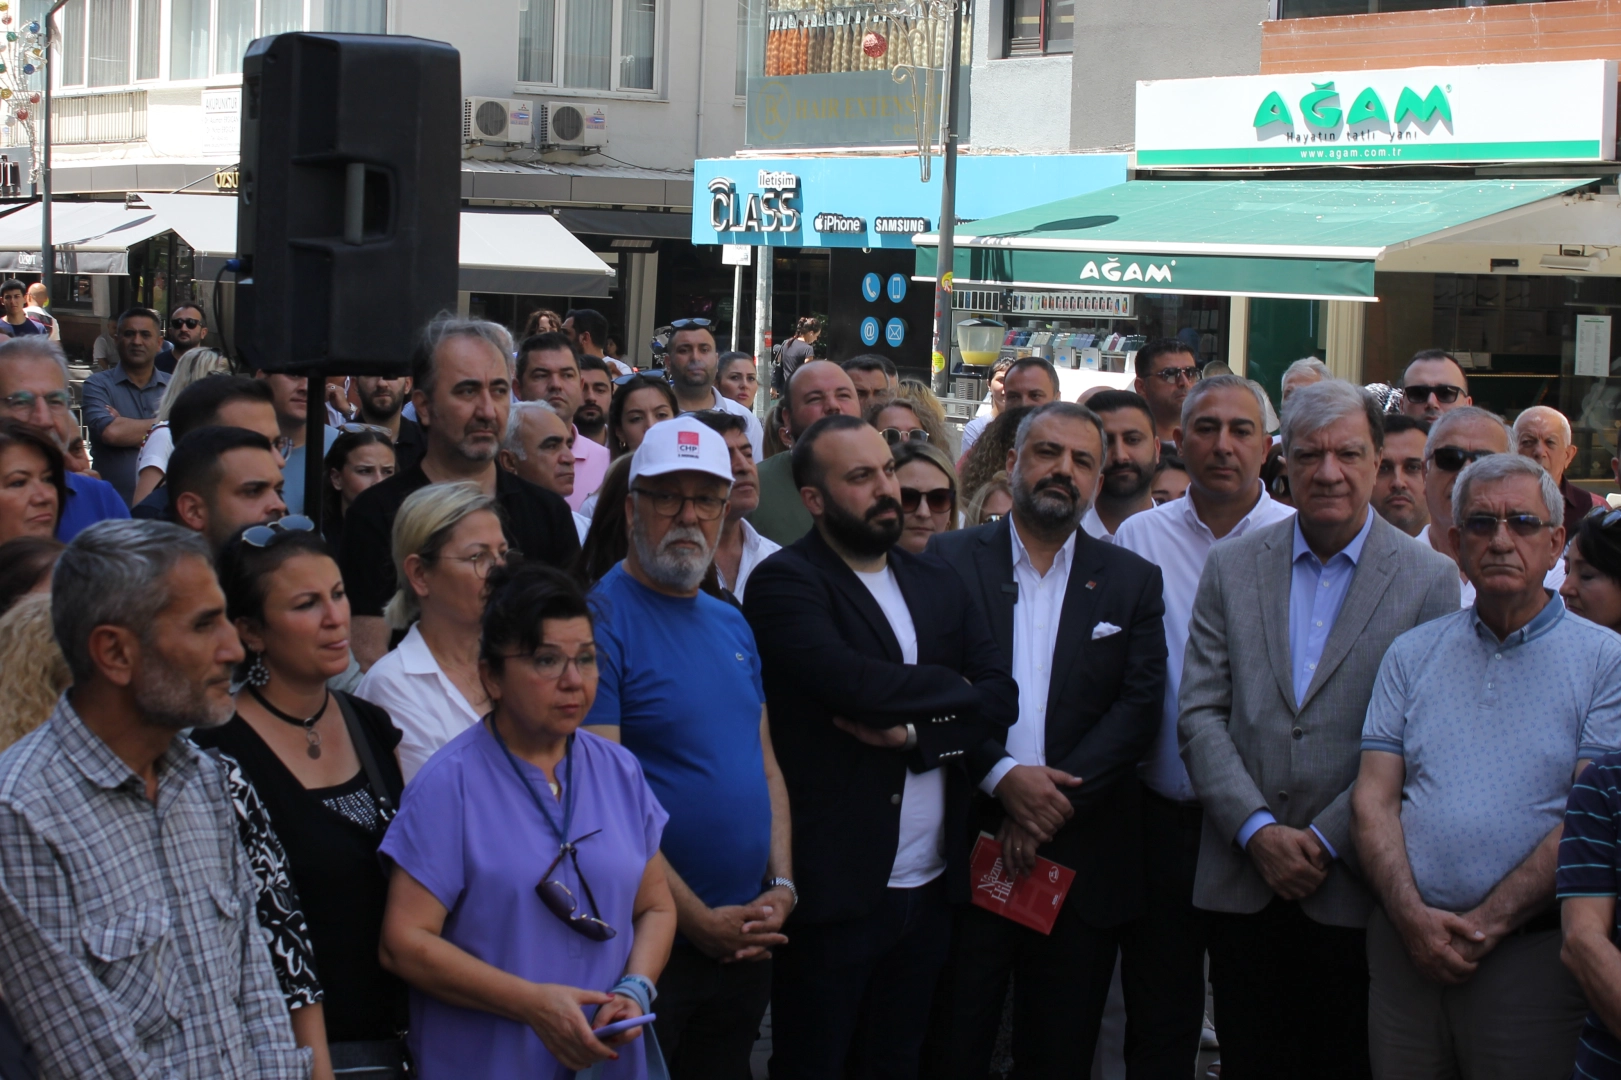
top-left (379, 722), bottom-right (668, 1079)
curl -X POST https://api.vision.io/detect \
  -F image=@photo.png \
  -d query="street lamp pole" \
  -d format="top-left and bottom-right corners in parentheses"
top-left (929, 0), bottom-right (964, 397)
top-left (40, 0), bottom-right (69, 297)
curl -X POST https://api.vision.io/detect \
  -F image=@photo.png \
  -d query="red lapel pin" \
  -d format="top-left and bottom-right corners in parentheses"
top-left (1085, 580), bottom-right (1097, 590)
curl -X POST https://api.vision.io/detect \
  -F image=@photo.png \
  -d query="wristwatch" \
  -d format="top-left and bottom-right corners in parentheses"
top-left (765, 876), bottom-right (799, 907)
top-left (902, 723), bottom-right (918, 751)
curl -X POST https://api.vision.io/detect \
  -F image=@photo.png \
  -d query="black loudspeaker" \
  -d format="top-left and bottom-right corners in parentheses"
top-left (235, 33), bottom-right (461, 376)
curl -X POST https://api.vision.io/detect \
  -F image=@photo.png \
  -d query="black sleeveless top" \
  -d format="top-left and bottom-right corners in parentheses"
top-left (193, 693), bottom-right (408, 1042)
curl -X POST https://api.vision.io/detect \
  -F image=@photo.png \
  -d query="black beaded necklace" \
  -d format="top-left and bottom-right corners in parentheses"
top-left (249, 685), bottom-right (329, 759)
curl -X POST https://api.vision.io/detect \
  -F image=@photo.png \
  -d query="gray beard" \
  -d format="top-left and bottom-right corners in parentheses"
top-left (631, 514), bottom-right (712, 591)
top-left (134, 652), bottom-right (233, 731)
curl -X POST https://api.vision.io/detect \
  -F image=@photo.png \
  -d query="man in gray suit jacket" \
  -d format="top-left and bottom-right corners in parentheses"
top-left (1179, 380), bottom-right (1459, 1080)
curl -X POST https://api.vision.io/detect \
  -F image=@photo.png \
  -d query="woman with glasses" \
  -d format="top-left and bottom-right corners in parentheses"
top-left (323, 426), bottom-right (397, 547)
top-left (892, 441), bottom-right (959, 555)
top-left (868, 399), bottom-right (932, 448)
top-left (379, 562), bottom-right (676, 1079)
top-left (355, 482), bottom-right (513, 782)
top-left (0, 421), bottom-right (65, 546)
top-left (1562, 509), bottom-right (1621, 634)
top-left (964, 472), bottom-right (1014, 527)
top-left (897, 378), bottom-right (957, 457)
top-left (193, 520), bottom-right (410, 1080)
top-left (716, 351), bottom-right (759, 410)
top-left (609, 375), bottom-right (678, 459)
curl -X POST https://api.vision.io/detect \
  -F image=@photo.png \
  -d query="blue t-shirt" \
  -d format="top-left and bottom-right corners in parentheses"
top-left (1559, 755), bottom-right (1621, 1080)
top-left (281, 426), bottom-right (339, 515)
top-left (586, 563), bottom-right (771, 909)
top-left (58, 471), bottom-right (130, 541)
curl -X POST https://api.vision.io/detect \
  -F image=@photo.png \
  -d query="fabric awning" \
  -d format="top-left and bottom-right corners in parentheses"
top-left (136, 195), bottom-right (619, 297)
top-left (0, 201), bottom-right (173, 274)
top-left (912, 179), bottom-right (1598, 301)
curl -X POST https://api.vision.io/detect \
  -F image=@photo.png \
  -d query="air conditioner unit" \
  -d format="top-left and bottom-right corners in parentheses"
top-left (463, 96), bottom-right (533, 144)
top-left (544, 101), bottom-right (608, 149)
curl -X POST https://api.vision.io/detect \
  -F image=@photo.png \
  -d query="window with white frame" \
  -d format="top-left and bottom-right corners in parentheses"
top-left (518, 0), bottom-right (658, 93)
top-left (164, 0), bottom-right (383, 82)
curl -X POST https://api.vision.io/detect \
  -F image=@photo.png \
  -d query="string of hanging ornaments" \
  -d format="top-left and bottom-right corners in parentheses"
top-left (0, 9), bottom-right (44, 182)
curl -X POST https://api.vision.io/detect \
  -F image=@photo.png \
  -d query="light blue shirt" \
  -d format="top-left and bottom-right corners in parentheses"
top-left (1234, 510), bottom-right (1374, 855)
top-left (1363, 595), bottom-right (1621, 910)
top-left (280, 426), bottom-right (339, 515)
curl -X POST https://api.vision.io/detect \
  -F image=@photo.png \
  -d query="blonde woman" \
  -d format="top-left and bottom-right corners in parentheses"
top-left (0, 591), bottom-right (70, 752)
top-left (891, 440), bottom-right (959, 555)
top-left (354, 482), bottom-right (514, 781)
top-left (897, 377), bottom-right (958, 459)
top-left (131, 347), bottom-right (232, 504)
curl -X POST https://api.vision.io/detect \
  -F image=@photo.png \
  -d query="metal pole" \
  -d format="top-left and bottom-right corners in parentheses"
top-left (731, 262), bottom-right (743, 352)
top-left (304, 370), bottom-right (325, 529)
top-left (929, 0), bottom-right (964, 397)
top-left (752, 246), bottom-right (773, 423)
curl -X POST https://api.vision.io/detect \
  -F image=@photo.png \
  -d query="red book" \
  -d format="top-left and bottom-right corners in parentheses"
top-left (969, 832), bottom-right (1076, 935)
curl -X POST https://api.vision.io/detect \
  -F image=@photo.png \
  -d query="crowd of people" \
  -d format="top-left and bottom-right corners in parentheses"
top-left (4, 305), bottom-right (1621, 1080)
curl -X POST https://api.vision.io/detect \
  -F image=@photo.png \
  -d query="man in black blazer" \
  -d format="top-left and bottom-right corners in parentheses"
top-left (926, 401), bottom-right (1167, 1077)
top-left (743, 414), bottom-right (1018, 1080)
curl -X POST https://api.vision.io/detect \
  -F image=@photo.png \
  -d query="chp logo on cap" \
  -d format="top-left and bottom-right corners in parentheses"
top-left (628, 415), bottom-right (736, 486)
top-left (677, 430), bottom-right (702, 458)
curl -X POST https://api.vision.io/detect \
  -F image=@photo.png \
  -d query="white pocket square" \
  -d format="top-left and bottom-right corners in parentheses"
top-left (1091, 621), bottom-right (1122, 640)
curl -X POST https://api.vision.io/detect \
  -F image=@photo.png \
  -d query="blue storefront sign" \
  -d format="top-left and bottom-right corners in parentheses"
top-left (692, 154), bottom-right (1129, 250)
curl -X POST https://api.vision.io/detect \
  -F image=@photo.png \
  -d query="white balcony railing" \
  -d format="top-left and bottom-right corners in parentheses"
top-left (53, 91), bottom-right (147, 144)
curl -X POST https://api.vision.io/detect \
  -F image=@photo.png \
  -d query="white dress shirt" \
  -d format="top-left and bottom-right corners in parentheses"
top-left (1080, 506), bottom-right (1115, 544)
top-left (572, 510), bottom-right (592, 544)
top-left (353, 623), bottom-right (482, 783)
top-left (980, 522), bottom-right (1077, 795)
top-left (716, 519), bottom-right (780, 602)
top-left (1417, 522), bottom-right (1566, 608)
top-left (1113, 484), bottom-right (1296, 802)
top-left (853, 564), bottom-right (946, 889)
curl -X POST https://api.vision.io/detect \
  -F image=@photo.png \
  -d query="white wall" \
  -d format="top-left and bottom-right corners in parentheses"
top-left (962, 0), bottom-right (1073, 153)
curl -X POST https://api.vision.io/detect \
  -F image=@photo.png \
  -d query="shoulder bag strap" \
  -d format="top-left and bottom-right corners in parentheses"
top-left (333, 691), bottom-right (396, 816)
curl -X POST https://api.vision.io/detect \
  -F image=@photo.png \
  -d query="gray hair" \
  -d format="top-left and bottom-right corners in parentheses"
top-left (411, 314), bottom-right (516, 397)
top-left (1013, 401), bottom-right (1103, 455)
top-left (1511, 405), bottom-right (1572, 446)
top-left (503, 399), bottom-right (560, 459)
top-left (0, 335), bottom-right (69, 385)
top-left (1180, 373), bottom-right (1268, 432)
top-left (1280, 379), bottom-right (1383, 453)
top-left (51, 520), bottom-right (212, 684)
top-left (1425, 406), bottom-right (1511, 460)
top-left (1282, 357), bottom-right (1331, 388)
top-left (1451, 452), bottom-right (1562, 527)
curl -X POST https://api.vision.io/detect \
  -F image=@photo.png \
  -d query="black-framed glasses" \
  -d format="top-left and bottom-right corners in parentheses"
top-left (670, 318), bottom-right (713, 330)
top-left (1461, 513), bottom-right (1554, 539)
top-left (631, 487), bottom-right (728, 521)
top-left (337, 422), bottom-right (393, 441)
top-left (881, 427), bottom-right (929, 446)
top-left (242, 515), bottom-right (314, 547)
top-left (1404, 384), bottom-right (1463, 405)
top-left (1429, 446), bottom-right (1495, 473)
top-left (901, 486), bottom-right (953, 514)
top-left (498, 647), bottom-right (598, 681)
top-left (2, 389), bottom-right (71, 413)
top-left (169, 318), bottom-right (202, 330)
top-left (536, 831), bottom-right (616, 942)
top-left (1148, 365), bottom-right (1202, 385)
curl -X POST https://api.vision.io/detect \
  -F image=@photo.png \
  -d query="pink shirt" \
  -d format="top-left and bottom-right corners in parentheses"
top-left (569, 425), bottom-right (610, 510)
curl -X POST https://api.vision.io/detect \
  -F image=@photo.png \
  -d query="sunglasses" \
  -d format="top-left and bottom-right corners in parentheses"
top-left (614, 371), bottom-right (657, 387)
top-left (169, 318), bottom-right (202, 330)
top-left (241, 515), bottom-right (314, 547)
top-left (881, 427), bottom-right (929, 446)
top-left (901, 486), bottom-right (953, 514)
top-left (1428, 446), bottom-right (1495, 473)
top-left (536, 831), bottom-right (616, 941)
top-left (1147, 365), bottom-right (1202, 385)
top-left (670, 318), bottom-right (713, 330)
top-left (337, 422), bottom-right (393, 441)
top-left (1461, 513), bottom-right (1553, 539)
top-left (1403, 384), bottom-right (1463, 405)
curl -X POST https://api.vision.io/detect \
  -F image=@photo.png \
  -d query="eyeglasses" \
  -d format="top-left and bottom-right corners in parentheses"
top-left (983, 512), bottom-right (1006, 523)
top-left (1428, 446), bottom-right (1495, 473)
top-left (1461, 513), bottom-right (1554, 539)
top-left (2, 389), bottom-right (71, 413)
top-left (881, 427), bottom-right (930, 446)
top-left (670, 318), bottom-right (713, 330)
top-left (169, 318), bottom-right (202, 330)
top-left (1147, 365), bottom-right (1202, 385)
top-left (900, 486), bottom-right (953, 514)
top-left (631, 487), bottom-right (728, 521)
top-left (499, 648), bottom-right (597, 681)
top-left (241, 515), bottom-right (315, 547)
top-left (435, 547), bottom-right (519, 579)
top-left (1403, 384), bottom-right (1463, 405)
top-left (272, 436), bottom-right (294, 461)
top-left (536, 832), bottom-right (616, 942)
top-left (337, 422), bottom-right (393, 441)
top-left (614, 371), bottom-right (656, 387)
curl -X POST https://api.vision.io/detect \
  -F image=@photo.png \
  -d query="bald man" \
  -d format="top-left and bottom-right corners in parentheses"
top-left (748, 360), bottom-right (862, 546)
top-left (1515, 404), bottom-right (1601, 536)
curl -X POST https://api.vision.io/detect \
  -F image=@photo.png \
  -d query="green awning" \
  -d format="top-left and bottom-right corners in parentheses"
top-left (913, 178), bottom-right (1596, 301)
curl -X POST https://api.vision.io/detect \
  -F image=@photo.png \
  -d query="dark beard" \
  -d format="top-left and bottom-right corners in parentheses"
top-left (1100, 463), bottom-right (1152, 502)
top-left (1013, 472), bottom-right (1086, 534)
top-left (362, 393), bottom-right (403, 422)
top-left (821, 492), bottom-right (903, 557)
top-left (575, 407), bottom-right (606, 436)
